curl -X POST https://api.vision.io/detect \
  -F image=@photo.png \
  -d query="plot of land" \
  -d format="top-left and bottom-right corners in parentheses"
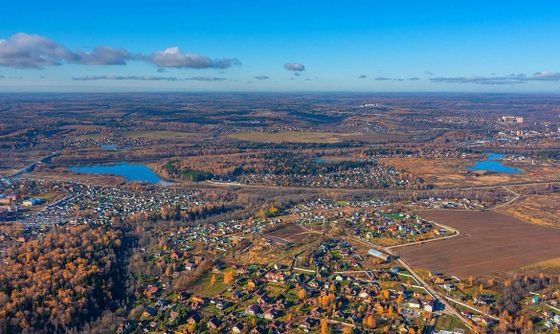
top-left (498, 193), bottom-right (560, 228)
top-left (122, 130), bottom-right (200, 140)
top-left (266, 223), bottom-right (318, 243)
top-left (382, 157), bottom-right (560, 188)
top-left (395, 210), bottom-right (560, 277)
top-left (227, 131), bottom-right (349, 143)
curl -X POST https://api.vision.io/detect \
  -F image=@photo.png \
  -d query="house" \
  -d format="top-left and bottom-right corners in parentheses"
top-left (184, 262), bottom-right (196, 271)
top-left (264, 308), bottom-right (281, 320)
top-left (246, 304), bottom-right (263, 316)
top-left (187, 312), bottom-right (201, 325)
top-left (22, 198), bottom-right (43, 207)
top-left (265, 271), bottom-right (284, 283)
top-left (368, 248), bottom-right (391, 261)
top-left (142, 307), bottom-right (157, 318)
top-left (408, 300), bottom-right (421, 309)
top-left (170, 250), bottom-right (183, 260)
top-left (0, 194), bottom-right (17, 204)
top-left (423, 301), bottom-right (434, 313)
top-left (144, 285), bottom-right (159, 298)
top-left (232, 322), bottom-right (244, 333)
top-left (168, 311), bottom-right (179, 323)
top-left (178, 291), bottom-right (191, 301)
top-left (358, 289), bottom-right (371, 299)
top-left (207, 317), bottom-right (221, 329)
top-left (216, 300), bottom-right (229, 310)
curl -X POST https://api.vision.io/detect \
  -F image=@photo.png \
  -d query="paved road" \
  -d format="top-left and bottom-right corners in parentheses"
top-left (6, 152), bottom-right (58, 178)
top-left (349, 236), bottom-right (476, 332)
top-left (207, 179), bottom-right (560, 193)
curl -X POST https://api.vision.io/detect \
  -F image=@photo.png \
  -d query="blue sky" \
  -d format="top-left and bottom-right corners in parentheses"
top-left (0, 0), bottom-right (559, 92)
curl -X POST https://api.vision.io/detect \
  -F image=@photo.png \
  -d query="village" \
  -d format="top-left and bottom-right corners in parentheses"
top-left (121, 235), bottom-right (462, 334)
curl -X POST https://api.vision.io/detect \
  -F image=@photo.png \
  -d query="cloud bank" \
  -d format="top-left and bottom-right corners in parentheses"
top-left (72, 75), bottom-right (227, 82)
top-left (0, 33), bottom-right (239, 70)
top-left (73, 75), bottom-right (180, 81)
top-left (430, 72), bottom-right (560, 85)
top-left (147, 47), bottom-right (240, 69)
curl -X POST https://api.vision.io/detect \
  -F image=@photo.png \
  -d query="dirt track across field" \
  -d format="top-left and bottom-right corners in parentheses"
top-left (395, 210), bottom-right (560, 277)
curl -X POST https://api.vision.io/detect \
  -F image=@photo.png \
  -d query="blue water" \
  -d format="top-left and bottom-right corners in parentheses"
top-left (467, 152), bottom-right (522, 173)
top-left (69, 163), bottom-right (163, 183)
top-left (101, 144), bottom-right (117, 151)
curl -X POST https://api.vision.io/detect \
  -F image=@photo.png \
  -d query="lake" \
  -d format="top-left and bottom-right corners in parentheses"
top-left (69, 162), bottom-right (163, 183)
top-left (467, 152), bottom-right (522, 173)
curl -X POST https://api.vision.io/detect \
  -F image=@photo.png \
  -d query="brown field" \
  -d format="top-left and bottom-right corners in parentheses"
top-left (227, 131), bottom-right (349, 143)
top-left (265, 222), bottom-right (319, 244)
top-left (498, 193), bottom-right (560, 228)
top-left (395, 210), bottom-right (560, 277)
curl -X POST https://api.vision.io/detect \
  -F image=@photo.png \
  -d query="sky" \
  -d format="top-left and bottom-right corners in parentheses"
top-left (0, 0), bottom-right (560, 92)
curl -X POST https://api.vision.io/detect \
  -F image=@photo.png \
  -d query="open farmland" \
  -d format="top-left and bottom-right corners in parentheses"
top-left (394, 210), bottom-right (560, 277)
top-left (227, 131), bottom-right (348, 143)
top-left (498, 193), bottom-right (560, 228)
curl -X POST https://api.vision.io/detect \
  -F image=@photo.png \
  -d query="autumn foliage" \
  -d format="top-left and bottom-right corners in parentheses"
top-left (0, 225), bottom-right (124, 333)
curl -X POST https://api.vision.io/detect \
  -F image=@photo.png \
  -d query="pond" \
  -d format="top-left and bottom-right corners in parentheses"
top-left (69, 162), bottom-right (163, 183)
top-left (101, 144), bottom-right (118, 151)
top-left (467, 152), bottom-right (522, 173)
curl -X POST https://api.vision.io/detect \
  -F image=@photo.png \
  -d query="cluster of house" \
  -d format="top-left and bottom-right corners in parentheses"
top-left (0, 181), bottom-right (49, 221)
top-left (122, 257), bottom-right (442, 333)
top-left (409, 197), bottom-right (485, 210)
top-left (527, 293), bottom-right (560, 331)
top-left (289, 199), bottom-right (446, 245)
top-left (168, 217), bottom-right (282, 254)
top-left (236, 159), bottom-right (426, 190)
top-left (9, 179), bottom-right (205, 227)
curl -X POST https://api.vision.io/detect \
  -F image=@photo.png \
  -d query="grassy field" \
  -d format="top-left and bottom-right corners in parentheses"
top-left (190, 271), bottom-right (230, 298)
top-left (499, 193), bottom-right (560, 228)
top-left (520, 257), bottom-right (560, 274)
top-left (435, 314), bottom-right (472, 333)
top-left (34, 191), bottom-right (63, 202)
top-left (379, 157), bottom-right (517, 187)
top-left (227, 131), bottom-right (350, 143)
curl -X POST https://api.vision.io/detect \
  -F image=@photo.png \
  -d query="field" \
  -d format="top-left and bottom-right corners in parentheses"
top-left (122, 130), bottom-right (201, 140)
top-left (519, 257), bottom-right (560, 274)
top-left (394, 210), bottom-right (560, 277)
top-left (266, 223), bottom-right (306, 239)
top-left (380, 156), bottom-right (560, 188)
top-left (227, 131), bottom-right (349, 143)
top-left (498, 193), bottom-right (560, 228)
